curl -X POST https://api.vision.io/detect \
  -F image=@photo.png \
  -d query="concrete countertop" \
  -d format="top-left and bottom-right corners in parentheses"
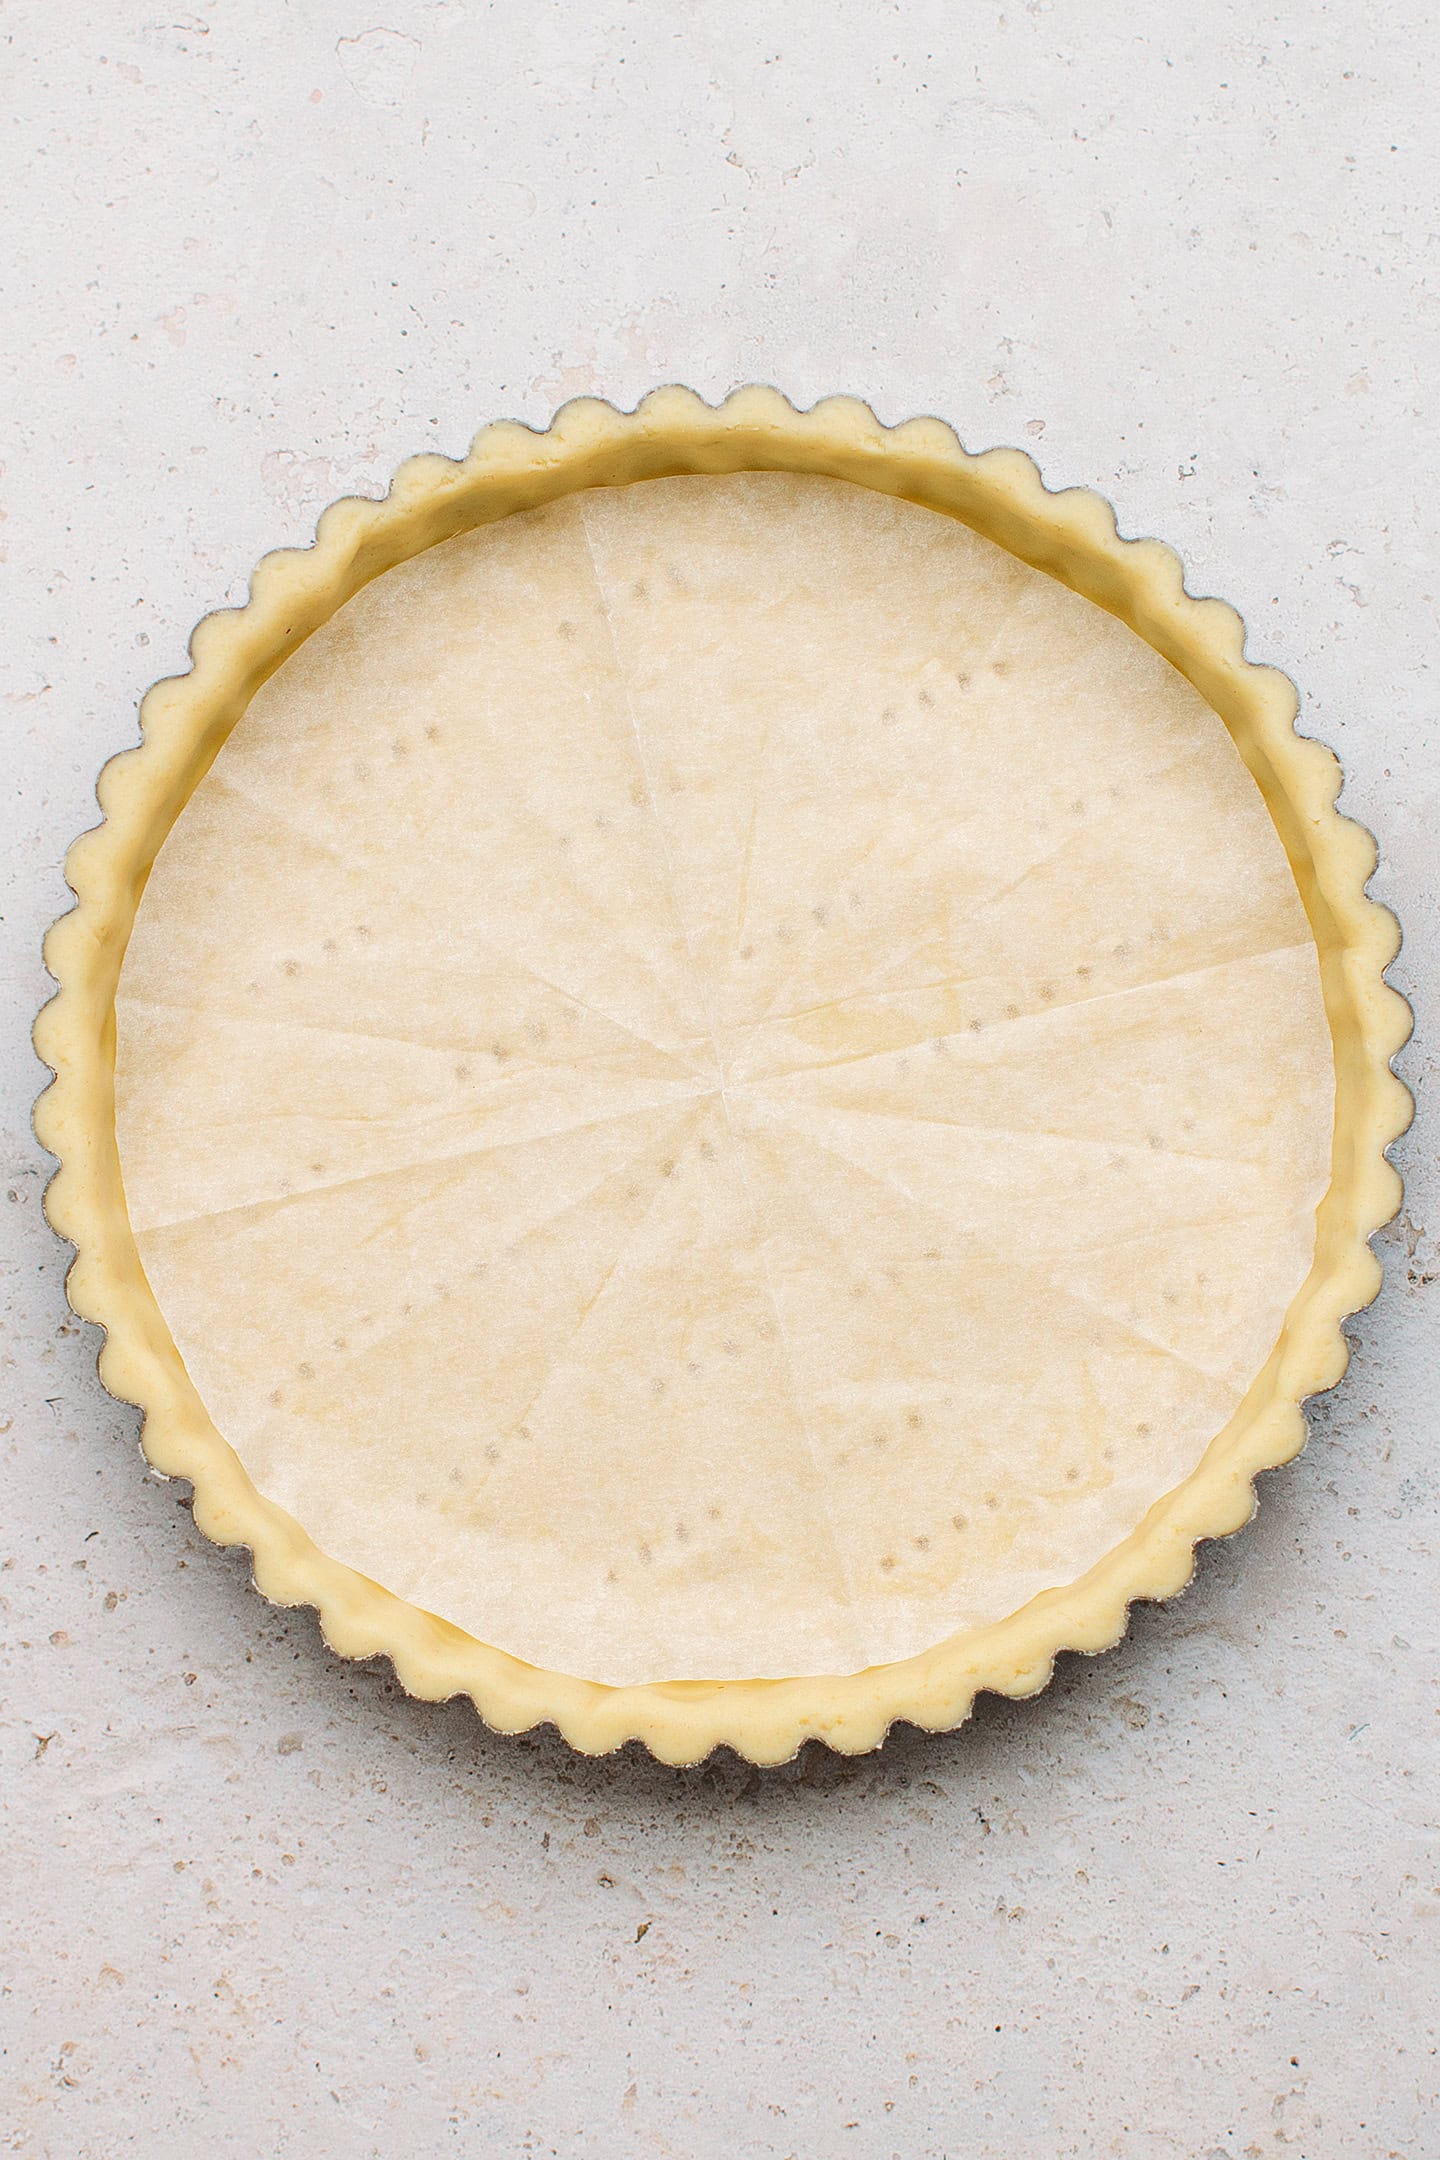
top-left (2, 5), bottom-right (1434, 2155)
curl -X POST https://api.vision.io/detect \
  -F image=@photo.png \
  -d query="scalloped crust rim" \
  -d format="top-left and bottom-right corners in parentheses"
top-left (33, 387), bottom-right (1414, 1767)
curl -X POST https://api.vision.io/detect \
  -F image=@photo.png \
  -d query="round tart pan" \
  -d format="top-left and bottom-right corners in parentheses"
top-left (34, 388), bottom-right (1412, 1765)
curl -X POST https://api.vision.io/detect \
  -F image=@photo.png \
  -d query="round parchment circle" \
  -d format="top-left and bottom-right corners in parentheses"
top-left (113, 471), bottom-right (1334, 1686)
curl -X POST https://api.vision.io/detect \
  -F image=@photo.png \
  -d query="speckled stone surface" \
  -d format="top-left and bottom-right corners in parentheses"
top-left (2, 5), bottom-right (1435, 2156)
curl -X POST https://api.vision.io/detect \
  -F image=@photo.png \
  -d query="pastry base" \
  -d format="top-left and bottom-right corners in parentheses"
top-left (34, 389), bottom-right (1412, 1762)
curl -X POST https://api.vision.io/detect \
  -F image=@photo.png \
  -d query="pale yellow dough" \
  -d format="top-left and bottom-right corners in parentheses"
top-left (113, 472), bottom-right (1334, 1685)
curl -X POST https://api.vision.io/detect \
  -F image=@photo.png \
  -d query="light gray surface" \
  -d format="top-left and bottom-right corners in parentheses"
top-left (1, 4), bottom-right (1435, 2155)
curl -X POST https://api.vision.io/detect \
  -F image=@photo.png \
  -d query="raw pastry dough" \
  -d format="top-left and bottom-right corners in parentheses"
top-left (113, 473), bottom-right (1334, 1684)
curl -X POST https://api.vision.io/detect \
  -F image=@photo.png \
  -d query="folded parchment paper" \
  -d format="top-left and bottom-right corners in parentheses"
top-left (114, 473), bottom-right (1333, 1683)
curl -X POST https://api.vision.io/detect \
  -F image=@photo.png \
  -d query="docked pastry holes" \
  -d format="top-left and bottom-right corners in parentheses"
top-left (111, 471), bottom-right (1335, 1686)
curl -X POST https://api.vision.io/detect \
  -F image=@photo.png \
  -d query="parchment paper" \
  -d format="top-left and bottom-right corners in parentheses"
top-left (113, 473), bottom-right (1334, 1683)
